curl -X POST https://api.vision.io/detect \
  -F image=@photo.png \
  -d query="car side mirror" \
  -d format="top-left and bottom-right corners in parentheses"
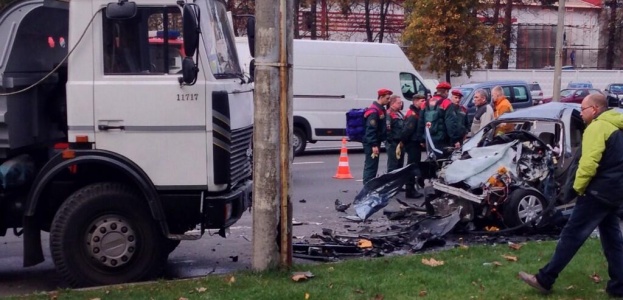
top-left (106, 1), bottom-right (137, 19)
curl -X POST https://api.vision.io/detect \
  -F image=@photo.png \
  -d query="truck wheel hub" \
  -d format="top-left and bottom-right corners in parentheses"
top-left (87, 215), bottom-right (136, 268)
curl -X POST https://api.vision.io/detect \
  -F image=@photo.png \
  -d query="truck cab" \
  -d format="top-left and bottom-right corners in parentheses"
top-left (0, 0), bottom-right (253, 287)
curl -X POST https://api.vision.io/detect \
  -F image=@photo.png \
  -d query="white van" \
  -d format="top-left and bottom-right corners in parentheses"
top-left (236, 38), bottom-right (433, 155)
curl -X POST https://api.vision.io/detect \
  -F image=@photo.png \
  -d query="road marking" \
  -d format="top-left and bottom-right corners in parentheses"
top-left (355, 179), bottom-right (363, 182)
top-left (292, 161), bottom-right (324, 165)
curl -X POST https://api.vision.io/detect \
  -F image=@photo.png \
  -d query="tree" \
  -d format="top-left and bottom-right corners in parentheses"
top-left (402, 0), bottom-right (497, 82)
top-left (605, 0), bottom-right (621, 69)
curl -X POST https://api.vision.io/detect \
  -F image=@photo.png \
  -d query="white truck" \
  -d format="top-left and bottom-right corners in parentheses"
top-left (0, 0), bottom-right (253, 287)
top-left (237, 38), bottom-right (433, 155)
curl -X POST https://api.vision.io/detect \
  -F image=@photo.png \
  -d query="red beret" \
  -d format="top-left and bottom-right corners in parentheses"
top-left (436, 82), bottom-right (451, 90)
top-left (377, 88), bottom-right (393, 97)
top-left (451, 89), bottom-right (463, 97)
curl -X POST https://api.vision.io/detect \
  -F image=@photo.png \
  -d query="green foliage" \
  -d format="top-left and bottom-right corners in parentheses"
top-left (402, 0), bottom-right (498, 79)
top-left (10, 239), bottom-right (614, 300)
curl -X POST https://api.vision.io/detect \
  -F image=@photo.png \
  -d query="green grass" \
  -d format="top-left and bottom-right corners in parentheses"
top-left (11, 238), bottom-right (614, 300)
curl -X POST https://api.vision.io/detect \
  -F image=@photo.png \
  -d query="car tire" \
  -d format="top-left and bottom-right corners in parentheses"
top-left (503, 188), bottom-right (548, 228)
top-left (293, 127), bottom-right (307, 156)
top-left (50, 182), bottom-right (167, 287)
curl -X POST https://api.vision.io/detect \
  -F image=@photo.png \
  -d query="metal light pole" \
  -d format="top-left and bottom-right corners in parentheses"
top-left (552, 0), bottom-right (566, 102)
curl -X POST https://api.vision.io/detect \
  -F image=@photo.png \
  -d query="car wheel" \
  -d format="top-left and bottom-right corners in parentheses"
top-left (503, 189), bottom-right (548, 228)
top-left (50, 183), bottom-right (167, 287)
top-left (293, 127), bottom-right (307, 156)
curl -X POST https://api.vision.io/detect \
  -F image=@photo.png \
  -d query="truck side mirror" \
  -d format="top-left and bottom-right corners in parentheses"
top-left (247, 17), bottom-right (255, 58)
top-left (182, 4), bottom-right (200, 58)
top-left (180, 4), bottom-right (200, 85)
top-left (106, 0), bottom-right (137, 19)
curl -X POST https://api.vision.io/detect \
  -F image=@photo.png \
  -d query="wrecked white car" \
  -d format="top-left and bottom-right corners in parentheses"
top-left (426, 103), bottom-right (586, 229)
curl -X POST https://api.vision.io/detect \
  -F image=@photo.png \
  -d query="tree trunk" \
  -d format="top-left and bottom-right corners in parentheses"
top-left (364, 0), bottom-right (373, 42)
top-left (253, 0), bottom-right (293, 270)
top-left (486, 0), bottom-right (501, 69)
top-left (499, 0), bottom-right (513, 69)
top-left (606, 0), bottom-right (617, 69)
top-left (311, 0), bottom-right (318, 40)
top-left (378, 0), bottom-right (389, 43)
top-left (294, 0), bottom-right (300, 39)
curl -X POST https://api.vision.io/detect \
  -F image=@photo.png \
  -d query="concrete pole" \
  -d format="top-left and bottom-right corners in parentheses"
top-left (552, 0), bottom-right (565, 102)
top-left (252, 0), bottom-right (293, 270)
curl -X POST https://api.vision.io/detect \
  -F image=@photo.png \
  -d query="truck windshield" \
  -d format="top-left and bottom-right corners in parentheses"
top-left (202, 0), bottom-right (243, 78)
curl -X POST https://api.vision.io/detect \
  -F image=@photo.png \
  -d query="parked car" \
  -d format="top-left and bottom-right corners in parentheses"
top-left (541, 88), bottom-right (604, 104)
top-left (454, 80), bottom-right (533, 126)
top-left (567, 81), bottom-right (593, 89)
top-left (529, 82), bottom-right (543, 105)
top-left (426, 102), bottom-right (585, 228)
top-left (604, 83), bottom-right (623, 107)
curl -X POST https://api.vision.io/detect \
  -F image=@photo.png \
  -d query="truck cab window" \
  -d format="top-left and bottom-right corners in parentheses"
top-left (399, 72), bottom-right (426, 99)
top-left (102, 7), bottom-right (182, 75)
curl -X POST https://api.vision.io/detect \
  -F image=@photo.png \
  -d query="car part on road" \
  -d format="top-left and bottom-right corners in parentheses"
top-left (352, 164), bottom-right (417, 220)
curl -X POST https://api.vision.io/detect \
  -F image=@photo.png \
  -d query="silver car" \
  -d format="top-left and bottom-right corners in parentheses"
top-left (529, 82), bottom-right (543, 105)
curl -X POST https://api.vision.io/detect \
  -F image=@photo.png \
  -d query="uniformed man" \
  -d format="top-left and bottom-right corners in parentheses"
top-left (386, 95), bottom-right (405, 173)
top-left (362, 88), bottom-right (392, 185)
top-left (400, 94), bottom-right (426, 198)
top-left (450, 89), bottom-right (470, 142)
top-left (417, 82), bottom-right (462, 153)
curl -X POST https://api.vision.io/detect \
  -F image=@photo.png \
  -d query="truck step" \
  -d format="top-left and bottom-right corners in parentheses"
top-left (167, 229), bottom-right (202, 240)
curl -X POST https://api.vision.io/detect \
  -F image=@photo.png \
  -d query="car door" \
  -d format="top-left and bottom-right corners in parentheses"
top-left (93, 6), bottom-right (208, 188)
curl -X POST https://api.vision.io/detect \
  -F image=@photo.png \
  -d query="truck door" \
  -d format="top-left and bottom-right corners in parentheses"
top-left (93, 6), bottom-right (208, 188)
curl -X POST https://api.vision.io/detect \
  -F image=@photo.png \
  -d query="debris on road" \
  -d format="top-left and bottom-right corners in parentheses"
top-left (299, 199), bottom-right (307, 203)
top-left (293, 209), bottom-right (461, 261)
top-left (352, 164), bottom-right (416, 220)
top-left (334, 199), bottom-right (351, 213)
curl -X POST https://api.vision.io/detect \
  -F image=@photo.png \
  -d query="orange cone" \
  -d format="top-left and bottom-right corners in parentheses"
top-left (333, 137), bottom-right (354, 179)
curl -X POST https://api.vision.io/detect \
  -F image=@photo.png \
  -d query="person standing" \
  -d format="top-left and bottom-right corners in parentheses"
top-left (518, 94), bottom-right (623, 297)
top-left (362, 88), bottom-right (392, 185)
top-left (386, 95), bottom-right (405, 173)
top-left (450, 89), bottom-right (469, 141)
top-left (469, 89), bottom-right (494, 137)
top-left (491, 85), bottom-right (514, 135)
top-left (400, 94), bottom-right (426, 198)
top-left (418, 82), bottom-right (461, 152)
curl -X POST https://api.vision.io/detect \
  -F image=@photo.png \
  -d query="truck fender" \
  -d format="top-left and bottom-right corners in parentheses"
top-left (23, 150), bottom-right (166, 267)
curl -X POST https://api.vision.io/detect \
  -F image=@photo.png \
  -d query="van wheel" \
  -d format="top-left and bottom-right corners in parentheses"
top-left (50, 182), bottom-right (167, 287)
top-left (503, 189), bottom-right (548, 228)
top-left (293, 127), bottom-right (307, 156)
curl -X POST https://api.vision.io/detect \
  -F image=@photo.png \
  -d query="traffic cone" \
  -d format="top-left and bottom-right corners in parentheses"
top-left (333, 137), bottom-right (354, 179)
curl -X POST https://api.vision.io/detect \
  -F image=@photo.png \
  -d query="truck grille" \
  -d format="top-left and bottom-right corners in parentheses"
top-left (229, 125), bottom-right (253, 186)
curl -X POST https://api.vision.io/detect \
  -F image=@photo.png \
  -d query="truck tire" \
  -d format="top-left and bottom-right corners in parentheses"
top-left (293, 127), bottom-right (307, 156)
top-left (503, 189), bottom-right (548, 228)
top-left (50, 182), bottom-right (167, 287)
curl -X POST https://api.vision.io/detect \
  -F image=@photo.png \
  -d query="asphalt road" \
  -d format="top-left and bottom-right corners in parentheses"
top-left (0, 142), bottom-right (403, 297)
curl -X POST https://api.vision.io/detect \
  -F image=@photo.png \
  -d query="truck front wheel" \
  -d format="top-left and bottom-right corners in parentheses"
top-left (293, 127), bottom-right (307, 156)
top-left (50, 182), bottom-right (167, 287)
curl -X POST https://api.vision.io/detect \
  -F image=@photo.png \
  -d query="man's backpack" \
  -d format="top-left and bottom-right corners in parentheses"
top-left (346, 108), bottom-right (367, 142)
top-left (346, 105), bottom-right (383, 142)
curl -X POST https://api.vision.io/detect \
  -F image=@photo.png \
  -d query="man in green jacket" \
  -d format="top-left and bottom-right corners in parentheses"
top-left (518, 94), bottom-right (623, 297)
top-left (362, 88), bottom-right (392, 185)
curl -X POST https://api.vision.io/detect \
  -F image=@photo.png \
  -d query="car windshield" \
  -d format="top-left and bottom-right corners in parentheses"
top-left (201, 0), bottom-right (243, 78)
top-left (610, 85), bottom-right (623, 93)
top-left (560, 89), bottom-right (575, 97)
top-left (529, 84), bottom-right (541, 91)
top-left (464, 119), bottom-right (561, 153)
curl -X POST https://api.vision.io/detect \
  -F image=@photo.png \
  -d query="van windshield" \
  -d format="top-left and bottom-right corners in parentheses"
top-left (202, 0), bottom-right (243, 78)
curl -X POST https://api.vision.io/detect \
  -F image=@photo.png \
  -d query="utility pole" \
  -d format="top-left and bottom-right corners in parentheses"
top-left (252, 0), bottom-right (293, 270)
top-left (552, 0), bottom-right (566, 102)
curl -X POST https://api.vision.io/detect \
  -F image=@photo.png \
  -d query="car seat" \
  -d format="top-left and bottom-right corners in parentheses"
top-left (538, 132), bottom-right (556, 149)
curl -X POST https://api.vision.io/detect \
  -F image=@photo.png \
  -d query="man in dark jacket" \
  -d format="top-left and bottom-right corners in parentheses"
top-left (386, 95), bottom-right (405, 173)
top-left (400, 94), bottom-right (426, 198)
top-left (362, 88), bottom-right (392, 185)
top-left (417, 82), bottom-right (462, 153)
top-left (519, 94), bottom-right (623, 297)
